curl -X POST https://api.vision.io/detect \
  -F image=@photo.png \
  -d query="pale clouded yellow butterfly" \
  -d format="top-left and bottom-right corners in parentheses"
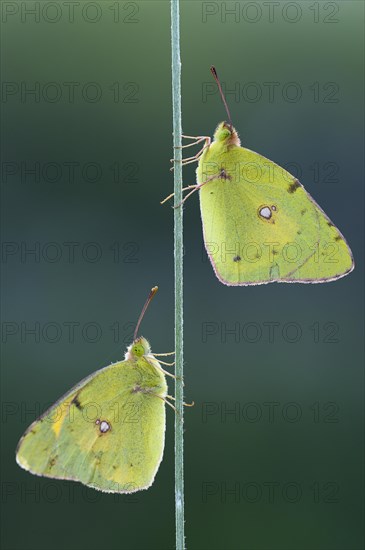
top-left (16, 287), bottom-right (177, 493)
top-left (163, 67), bottom-right (354, 286)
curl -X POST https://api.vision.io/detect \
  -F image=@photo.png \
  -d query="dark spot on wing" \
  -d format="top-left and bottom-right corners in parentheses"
top-left (210, 192), bottom-right (214, 194)
top-left (94, 451), bottom-right (103, 465)
top-left (288, 179), bottom-right (300, 193)
top-left (301, 209), bottom-right (307, 216)
top-left (272, 250), bottom-right (278, 255)
top-left (49, 456), bottom-right (58, 468)
top-left (233, 255), bottom-right (241, 262)
top-left (297, 230), bottom-right (302, 235)
top-left (71, 393), bottom-right (83, 410)
top-left (327, 221), bottom-right (334, 227)
top-left (220, 168), bottom-right (232, 181)
top-left (335, 235), bottom-right (342, 241)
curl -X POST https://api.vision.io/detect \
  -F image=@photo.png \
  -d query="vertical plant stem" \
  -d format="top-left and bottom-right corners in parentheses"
top-left (171, 1), bottom-right (184, 549)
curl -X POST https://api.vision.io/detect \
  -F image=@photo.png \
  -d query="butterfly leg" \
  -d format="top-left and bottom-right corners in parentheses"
top-left (166, 394), bottom-right (194, 407)
top-left (181, 138), bottom-right (211, 160)
top-left (170, 137), bottom-right (211, 170)
top-left (146, 356), bottom-right (182, 381)
top-left (160, 367), bottom-right (185, 387)
top-left (181, 134), bottom-right (210, 140)
top-left (160, 185), bottom-right (197, 205)
top-left (161, 173), bottom-right (221, 207)
top-left (145, 393), bottom-right (193, 414)
top-left (158, 360), bottom-right (175, 367)
top-left (175, 172), bottom-right (224, 208)
top-left (164, 399), bottom-right (177, 413)
top-left (173, 181), bottom-right (209, 208)
top-left (174, 136), bottom-right (207, 150)
top-left (144, 392), bottom-right (177, 412)
top-left (153, 351), bottom-right (175, 356)
top-left (155, 363), bottom-right (178, 380)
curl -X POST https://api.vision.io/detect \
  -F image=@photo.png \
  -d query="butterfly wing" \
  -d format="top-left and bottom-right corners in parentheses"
top-left (16, 358), bottom-right (167, 493)
top-left (198, 145), bottom-right (354, 285)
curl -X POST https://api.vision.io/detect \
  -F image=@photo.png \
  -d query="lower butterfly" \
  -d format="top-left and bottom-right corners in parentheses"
top-left (16, 287), bottom-right (182, 493)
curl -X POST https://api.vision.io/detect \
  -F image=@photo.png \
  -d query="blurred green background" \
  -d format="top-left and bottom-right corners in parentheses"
top-left (1, 1), bottom-right (364, 549)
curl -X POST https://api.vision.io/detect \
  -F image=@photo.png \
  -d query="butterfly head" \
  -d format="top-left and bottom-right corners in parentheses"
top-left (213, 122), bottom-right (240, 146)
top-left (126, 336), bottom-right (151, 360)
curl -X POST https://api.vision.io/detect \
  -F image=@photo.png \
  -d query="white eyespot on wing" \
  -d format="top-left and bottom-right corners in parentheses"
top-left (259, 206), bottom-right (272, 219)
top-left (100, 421), bottom-right (111, 433)
top-left (95, 419), bottom-right (111, 433)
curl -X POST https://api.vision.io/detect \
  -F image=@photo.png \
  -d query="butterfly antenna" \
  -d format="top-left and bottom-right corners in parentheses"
top-left (210, 66), bottom-right (233, 132)
top-left (134, 286), bottom-right (158, 340)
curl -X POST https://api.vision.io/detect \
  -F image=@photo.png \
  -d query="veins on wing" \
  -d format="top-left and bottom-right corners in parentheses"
top-left (285, 207), bottom-right (321, 278)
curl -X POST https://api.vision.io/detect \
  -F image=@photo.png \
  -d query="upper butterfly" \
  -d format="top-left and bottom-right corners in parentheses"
top-left (16, 287), bottom-right (176, 493)
top-left (163, 67), bottom-right (354, 286)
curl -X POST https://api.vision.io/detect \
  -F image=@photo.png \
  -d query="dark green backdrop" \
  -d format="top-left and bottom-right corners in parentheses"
top-left (1, 1), bottom-right (364, 549)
